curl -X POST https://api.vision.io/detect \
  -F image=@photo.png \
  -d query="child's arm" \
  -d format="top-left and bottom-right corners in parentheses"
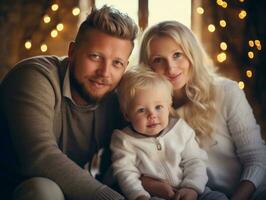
top-left (111, 130), bottom-right (150, 200)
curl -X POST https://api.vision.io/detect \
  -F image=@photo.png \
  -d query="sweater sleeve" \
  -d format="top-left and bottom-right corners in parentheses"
top-left (224, 80), bottom-right (266, 188)
top-left (111, 130), bottom-right (150, 200)
top-left (1, 66), bottom-right (124, 200)
top-left (179, 122), bottom-right (208, 194)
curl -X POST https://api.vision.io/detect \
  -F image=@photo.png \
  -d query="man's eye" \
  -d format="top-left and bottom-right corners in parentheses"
top-left (89, 54), bottom-right (101, 61)
top-left (113, 60), bottom-right (125, 69)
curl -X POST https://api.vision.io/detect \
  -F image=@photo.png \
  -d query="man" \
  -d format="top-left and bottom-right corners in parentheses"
top-left (0, 5), bottom-right (138, 200)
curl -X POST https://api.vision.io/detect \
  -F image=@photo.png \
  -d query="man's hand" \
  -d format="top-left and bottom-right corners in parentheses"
top-left (231, 180), bottom-right (255, 200)
top-left (172, 188), bottom-right (198, 200)
top-left (140, 176), bottom-right (175, 199)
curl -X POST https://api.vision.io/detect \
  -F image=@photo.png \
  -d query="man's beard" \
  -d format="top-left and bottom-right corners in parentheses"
top-left (70, 68), bottom-right (103, 105)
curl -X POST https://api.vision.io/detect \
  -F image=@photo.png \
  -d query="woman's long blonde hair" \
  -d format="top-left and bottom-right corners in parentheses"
top-left (139, 21), bottom-right (220, 145)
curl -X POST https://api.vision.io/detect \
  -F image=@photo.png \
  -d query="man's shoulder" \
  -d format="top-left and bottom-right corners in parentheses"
top-left (13, 55), bottom-right (67, 73)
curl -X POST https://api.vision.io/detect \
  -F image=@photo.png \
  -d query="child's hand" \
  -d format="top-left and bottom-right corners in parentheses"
top-left (172, 188), bottom-right (198, 200)
top-left (140, 176), bottom-right (175, 199)
top-left (135, 195), bottom-right (150, 200)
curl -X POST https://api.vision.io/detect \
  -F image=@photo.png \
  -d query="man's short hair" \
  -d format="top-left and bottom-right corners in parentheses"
top-left (75, 5), bottom-right (138, 46)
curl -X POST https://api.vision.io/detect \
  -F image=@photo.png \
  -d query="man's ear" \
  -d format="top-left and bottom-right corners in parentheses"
top-left (123, 112), bottom-right (130, 122)
top-left (68, 41), bottom-right (76, 62)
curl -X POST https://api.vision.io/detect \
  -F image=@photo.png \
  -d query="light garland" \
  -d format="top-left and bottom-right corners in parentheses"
top-left (197, 1), bottom-right (259, 90)
top-left (24, 2), bottom-right (81, 53)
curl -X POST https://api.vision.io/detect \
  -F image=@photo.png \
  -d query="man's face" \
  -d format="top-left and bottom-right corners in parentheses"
top-left (69, 28), bottom-right (133, 105)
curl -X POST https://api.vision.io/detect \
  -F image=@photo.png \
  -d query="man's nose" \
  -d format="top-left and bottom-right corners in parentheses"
top-left (96, 61), bottom-right (111, 77)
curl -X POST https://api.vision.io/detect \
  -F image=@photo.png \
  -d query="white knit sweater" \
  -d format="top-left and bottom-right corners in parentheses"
top-left (202, 78), bottom-right (266, 196)
top-left (111, 118), bottom-right (208, 200)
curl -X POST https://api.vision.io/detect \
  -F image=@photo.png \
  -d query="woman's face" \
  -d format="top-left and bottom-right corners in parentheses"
top-left (148, 36), bottom-right (190, 91)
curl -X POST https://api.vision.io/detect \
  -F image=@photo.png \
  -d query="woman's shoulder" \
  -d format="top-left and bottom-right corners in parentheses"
top-left (213, 77), bottom-right (239, 92)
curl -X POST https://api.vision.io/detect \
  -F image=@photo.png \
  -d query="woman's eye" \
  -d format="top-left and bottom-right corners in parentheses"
top-left (173, 52), bottom-right (182, 59)
top-left (152, 57), bottom-right (163, 64)
top-left (113, 60), bottom-right (125, 69)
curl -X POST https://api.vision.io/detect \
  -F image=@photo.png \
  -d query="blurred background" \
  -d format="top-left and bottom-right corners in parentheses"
top-left (0, 0), bottom-right (265, 137)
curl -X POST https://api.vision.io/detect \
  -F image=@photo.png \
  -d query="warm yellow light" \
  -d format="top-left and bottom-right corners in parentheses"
top-left (56, 23), bottom-right (64, 31)
top-left (208, 24), bottom-right (216, 32)
top-left (254, 40), bottom-right (262, 50)
top-left (246, 70), bottom-right (253, 78)
top-left (219, 20), bottom-right (227, 27)
top-left (248, 40), bottom-right (254, 47)
top-left (220, 42), bottom-right (227, 50)
top-left (238, 81), bottom-right (245, 90)
top-left (221, 2), bottom-right (228, 8)
top-left (24, 41), bottom-right (32, 49)
top-left (51, 29), bottom-right (58, 38)
top-left (51, 4), bottom-right (59, 11)
top-left (216, 0), bottom-right (223, 6)
top-left (41, 44), bottom-right (48, 52)
top-left (72, 7), bottom-right (80, 16)
top-left (217, 52), bottom-right (227, 62)
top-left (248, 51), bottom-right (254, 59)
top-left (196, 7), bottom-right (204, 15)
top-left (43, 15), bottom-right (51, 23)
top-left (239, 10), bottom-right (247, 19)
top-left (254, 40), bottom-right (261, 46)
top-left (239, 0), bottom-right (245, 2)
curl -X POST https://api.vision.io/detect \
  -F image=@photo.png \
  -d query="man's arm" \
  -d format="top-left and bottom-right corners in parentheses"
top-left (1, 66), bottom-right (123, 200)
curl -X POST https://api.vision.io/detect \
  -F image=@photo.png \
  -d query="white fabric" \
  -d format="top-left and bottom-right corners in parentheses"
top-left (111, 118), bottom-right (208, 200)
top-left (202, 78), bottom-right (266, 196)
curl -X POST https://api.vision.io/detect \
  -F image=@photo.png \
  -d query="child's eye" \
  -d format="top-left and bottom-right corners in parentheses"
top-left (155, 105), bottom-right (163, 111)
top-left (137, 108), bottom-right (145, 113)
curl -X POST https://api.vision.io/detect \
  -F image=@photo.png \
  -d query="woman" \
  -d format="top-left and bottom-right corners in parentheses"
top-left (138, 21), bottom-right (266, 200)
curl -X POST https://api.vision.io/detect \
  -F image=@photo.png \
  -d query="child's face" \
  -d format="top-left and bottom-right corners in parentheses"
top-left (126, 87), bottom-right (171, 136)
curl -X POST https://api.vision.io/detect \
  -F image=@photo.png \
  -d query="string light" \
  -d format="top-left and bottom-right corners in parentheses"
top-left (51, 4), bottom-right (59, 11)
top-left (208, 24), bottom-right (216, 32)
top-left (221, 2), bottom-right (228, 8)
top-left (248, 51), bottom-right (254, 59)
top-left (56, 23), bottom-right (64, 31)
top-left (238, 10), bottom-right (247, 19)
top-left (43, 15), bottom-right (51, 23)
top-left (246, 69), bottom-right (253, 78)
top-left (238, 81), bottom-right (245, 90)
top-left (196, 7), bottom-right (204, 15)
top-left (24, 41), bottom-right (32, 50)
top-left (51, 29), bottom-right (58, 38)
top-left (217, 52), bottom-right (227, 62)
top-left (219, 20), bottom-right (227, 27)
top-left (220, 42), bottom-right (227, 50)
top-left (72, 7), bottom-right (80, 16)
top-left (248, 40), bottom-right (254, 47)
top-left (40, 44), bottom-right (48, 52)
top-left (216, 0), bottom-right (223, 6)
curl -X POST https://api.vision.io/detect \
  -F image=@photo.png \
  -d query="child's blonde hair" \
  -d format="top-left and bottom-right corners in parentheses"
top-left (117, 65), bottom-right (173, 115)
